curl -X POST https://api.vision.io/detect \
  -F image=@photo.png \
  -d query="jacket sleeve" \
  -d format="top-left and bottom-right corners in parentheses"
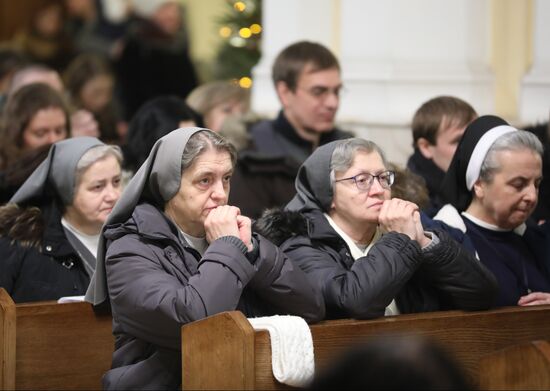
top-left (245, 233), bottom-right (325, 323)
top-left (0, 239), bottom-right (24, 295)
top-left (416, 228), bottom-right (498, 310)
top-left (106, 234), bottom-right (257, 350)
top-left (282, 232), bottom-right (423, 319)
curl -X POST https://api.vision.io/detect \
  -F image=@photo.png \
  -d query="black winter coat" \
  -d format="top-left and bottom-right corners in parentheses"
top-left (249, 110), bottom-right (353, 166)
top-left (0, 202), bottom-right (90, 303)
top-left (255, 209), bottom-right (498, 320)
top-left (103, 203), bottom-right (324, 390)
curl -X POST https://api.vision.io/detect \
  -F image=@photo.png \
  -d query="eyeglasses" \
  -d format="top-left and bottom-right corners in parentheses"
top-left (299, 85), bottom-right (345, 101)
top-left (335, 171), bottom-right (395, 192)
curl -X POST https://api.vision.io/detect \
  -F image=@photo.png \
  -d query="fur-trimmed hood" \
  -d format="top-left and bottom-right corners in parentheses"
top-left (0, 203), bottom-right (44, 248)
top-left (254, 208), bottom-right (308, 246)
top-left (254, 208), bottom-right (344, 248)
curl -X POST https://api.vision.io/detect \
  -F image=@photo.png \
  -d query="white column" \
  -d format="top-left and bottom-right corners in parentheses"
top-left (251, 0), bottom-right (335, 116)
top-left (519, 0), bottom-right (550, 124)
top-left (338, 0), bottom-right (494, 123)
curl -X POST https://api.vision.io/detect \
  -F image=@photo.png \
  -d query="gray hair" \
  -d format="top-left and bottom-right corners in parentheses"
top-left (75, 145), bottom-right (123, 189)
top-left (329, 138), bottom-right (388, 190)
top-left (181, 130), bottom-right (237, 173)
top-left (479, 130), bottom-right (543, 183)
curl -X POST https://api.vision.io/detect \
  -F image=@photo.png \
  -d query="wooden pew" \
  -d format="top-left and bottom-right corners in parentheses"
top-left (181, 305), bottom-right (550, 390)
top-left (480, 340), bottom-right (550, 390)
top-left (0, 288), bottom-right (113, 390)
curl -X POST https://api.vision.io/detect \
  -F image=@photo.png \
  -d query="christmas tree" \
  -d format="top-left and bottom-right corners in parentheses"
top-left (213, 0), bottom-right (262, 88)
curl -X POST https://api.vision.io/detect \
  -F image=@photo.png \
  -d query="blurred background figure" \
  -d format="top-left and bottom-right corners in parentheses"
top-left (0, 46), bottom-right (28, 109)
top-left (186, 80), bottom-right (250, 132)
top-left (387, 162), bottom-right (430, 211)
top-left (64, 53), bottom-right (125, 144)
top-left (8, 64), bottom-right (99, 138)
top-left (122, 95), bottom-right (203, 177)
top-left (309, 335), bottom-right (472, 390)
top-left (64, 0), bottom-right (130, 61)
top-left (11, 0), bottom-right (75, 72)
top-left (523, 119), bottom-right (550, 223)
top-left (8, 64), bottom-right (64, 95)
top-left (116, 0), bottom-right (198, 120)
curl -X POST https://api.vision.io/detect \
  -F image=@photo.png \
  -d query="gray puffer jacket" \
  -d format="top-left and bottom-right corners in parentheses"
top-left (103, 203), bottom-right (324, 390)
top-left (255, 209), bottom-right (498, 320)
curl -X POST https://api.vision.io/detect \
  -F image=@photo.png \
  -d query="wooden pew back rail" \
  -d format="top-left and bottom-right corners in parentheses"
top-left (0, 288), bottom-right (114, 390)
top-left (182, 306), bottom-right (550, 390)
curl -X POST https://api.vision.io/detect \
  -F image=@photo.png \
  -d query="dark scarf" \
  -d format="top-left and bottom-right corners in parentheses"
top-left (407, 148), bottom-right (445, 201)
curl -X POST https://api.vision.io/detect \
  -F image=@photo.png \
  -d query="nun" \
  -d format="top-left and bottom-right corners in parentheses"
top-left (85, 127), bottom-right (324, 390)
top-left (435, 115), bottom-right (550, 307)
top-left (255, 137), bottom-right (497, 320)
top-left (0, 137), bottom-right (122, 302)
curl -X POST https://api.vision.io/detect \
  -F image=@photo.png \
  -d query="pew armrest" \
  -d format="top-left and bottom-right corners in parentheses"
top-left (0, 288), bottom-right (16, 390)
top-left (181, 311), bottom-right (256, 390)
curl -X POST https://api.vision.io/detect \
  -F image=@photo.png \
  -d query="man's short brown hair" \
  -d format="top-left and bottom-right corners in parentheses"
top-left (272, 41), bottom-right (340, 91)
top-left (412, 96), bottom-right (477, 145)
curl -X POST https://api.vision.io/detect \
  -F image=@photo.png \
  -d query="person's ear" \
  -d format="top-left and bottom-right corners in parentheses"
top-left (472, 180), bottom-right (485, 199)
top-left (275, 81), bottom-right (293, 108)
top-left (416, 138), bottom-right (434, 160)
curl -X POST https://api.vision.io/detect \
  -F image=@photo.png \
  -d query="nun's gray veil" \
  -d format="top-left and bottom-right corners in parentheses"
top-left (286, 140), bottom-right (341, 213)
top-left (10, 137), bottom-right (104, 206)
top-left (86, 127), bottom-right (205, 306)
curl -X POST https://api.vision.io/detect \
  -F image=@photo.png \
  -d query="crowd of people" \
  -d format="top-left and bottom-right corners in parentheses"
top-left (0, 2), bottom-right (549, 388)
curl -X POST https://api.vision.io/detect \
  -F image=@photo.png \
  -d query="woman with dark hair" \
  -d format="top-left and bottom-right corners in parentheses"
top-left (0, 83), bottom-right (70, 171)
top-left (86, 127), bottom-right (324, 390)
top-left (0, 137), bottom-right (122, 302)
top-left (435, 115), bottom-right (550, 307)
top-left (122, 95), bottom-right (203, 174)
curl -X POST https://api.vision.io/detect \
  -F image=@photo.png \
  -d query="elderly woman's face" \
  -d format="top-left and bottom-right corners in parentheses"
top-left (65, 155), bottom-right (122, 234)
top-left (474, 149), bottom-right (542, 229)
top-left (166, 148), bottom-right (233, 237)
top-left (331, 150), bottom-right (391, 226)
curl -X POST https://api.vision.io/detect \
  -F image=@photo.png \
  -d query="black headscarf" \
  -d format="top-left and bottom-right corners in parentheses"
top-left (439, 115), bottom-right (516, 212)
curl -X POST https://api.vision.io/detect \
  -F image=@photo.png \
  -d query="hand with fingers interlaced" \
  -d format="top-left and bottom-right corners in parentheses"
top-left (378, 198), bottom-right (431, 248)
top-left (205, 205), bottom-right (253, 250)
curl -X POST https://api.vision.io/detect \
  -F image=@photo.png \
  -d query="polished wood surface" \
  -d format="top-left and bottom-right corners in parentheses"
top-left (0, 289), bottom-right (16, 390)
top-left (0, 288), bottom-right (113, 390)
top-left (181, 306), bottom-right (550, 389)
top-left (480, 340), bottom-right (550, 390)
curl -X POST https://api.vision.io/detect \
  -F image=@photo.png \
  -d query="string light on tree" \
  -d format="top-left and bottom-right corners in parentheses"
top-left (213, 0), bottom-right (262, 81)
